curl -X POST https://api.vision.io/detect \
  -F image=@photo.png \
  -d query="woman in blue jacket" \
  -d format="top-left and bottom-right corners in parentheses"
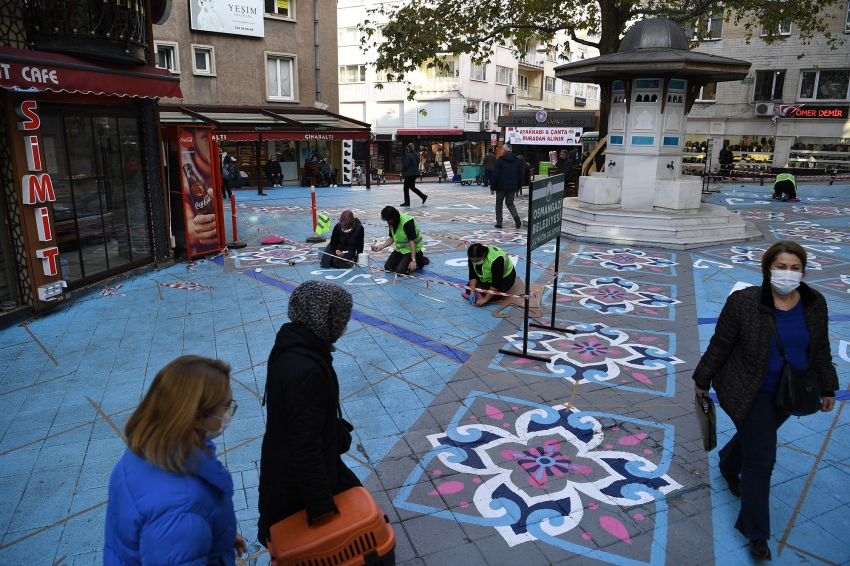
top-left (104, 356), bottom-right (247, 565)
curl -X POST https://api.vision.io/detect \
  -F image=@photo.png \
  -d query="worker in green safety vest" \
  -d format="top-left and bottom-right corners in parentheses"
top-left (463, 243), bottom-right (516, 307)
top-left (772, 173), bottom-right (797, 201)
top-left (372, 206), bottom-right (425, 274)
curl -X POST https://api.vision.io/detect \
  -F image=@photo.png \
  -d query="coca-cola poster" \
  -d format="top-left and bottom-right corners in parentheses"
top-left (179, 127), bottom-right (224, 258)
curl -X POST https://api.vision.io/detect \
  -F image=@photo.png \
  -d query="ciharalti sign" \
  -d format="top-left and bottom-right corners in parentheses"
top-left (189, 0), bottom-right (264, 37)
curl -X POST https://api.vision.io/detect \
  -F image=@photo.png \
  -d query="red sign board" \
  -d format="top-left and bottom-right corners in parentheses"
top-left (788, 106), bottom-right (848, 119)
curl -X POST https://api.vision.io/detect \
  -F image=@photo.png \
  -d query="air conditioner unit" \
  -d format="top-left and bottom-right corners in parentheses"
top-left (506, 85), bottom-right (517, 95)
top-left (754, 102), bottom-right (774, 117)
top-left (483, 120), bottom-right (492, 130)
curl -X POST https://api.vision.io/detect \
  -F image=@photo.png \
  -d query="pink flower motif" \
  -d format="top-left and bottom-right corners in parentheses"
top-left (501, 439), bottom-right (593, 488)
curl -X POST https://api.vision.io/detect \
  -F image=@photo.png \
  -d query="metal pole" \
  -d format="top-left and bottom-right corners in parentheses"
top-left (549, 234), bottom-right (561, 329)
top-left (227, 194), bottom-right (246, 249)
top-left (522, 187), bottom-right (533, 357)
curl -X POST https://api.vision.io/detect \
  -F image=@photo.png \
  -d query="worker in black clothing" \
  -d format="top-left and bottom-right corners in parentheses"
top-left (463, 243), bottom-right (516, 307)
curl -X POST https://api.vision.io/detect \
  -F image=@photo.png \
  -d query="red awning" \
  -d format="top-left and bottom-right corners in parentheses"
top-left (0, 46), bottom-right (182, 99)
top-left (213, 130), bottom-right (370, 142)
top-left (396, 128), bottom-right (464, 136)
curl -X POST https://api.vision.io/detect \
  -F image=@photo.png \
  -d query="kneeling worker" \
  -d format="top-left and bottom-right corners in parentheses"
top-left (373, 206), bottom-right (425, 274)
top-left (465, 243), bottom-right (515, 307)
top-left (772, 172), bottom-right (797, 201)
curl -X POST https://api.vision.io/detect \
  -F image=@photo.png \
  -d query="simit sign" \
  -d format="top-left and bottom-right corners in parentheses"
top-left (16, 100), bottom-right (65, 301)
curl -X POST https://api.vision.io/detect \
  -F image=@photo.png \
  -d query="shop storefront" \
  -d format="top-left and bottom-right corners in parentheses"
top-left (0, 46), bottom-right (180, 311)
top-left (498, 111), bottom-right (598, 174)
top-left (159, 106), bottom-right (371, 189)
top-left (396, 129), bottom-right (465, 178)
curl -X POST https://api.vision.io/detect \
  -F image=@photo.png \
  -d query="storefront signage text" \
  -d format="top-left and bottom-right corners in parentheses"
top-left (505, 126), bottom-right (584, 146)
top-left (498, 112), bottom-right (596, 128)
top-left (788, 106), bottom-right (848, 119)
top-left (16, 101), bottom-right (61, 283)
top-left (189, 0), bottom-right (264, 38)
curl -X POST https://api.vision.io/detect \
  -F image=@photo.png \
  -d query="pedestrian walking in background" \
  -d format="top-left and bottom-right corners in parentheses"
top-left (221, 157), bottom-right (234, 200)
top-left (401, 143), bottom-right (428, 206)
top-left (372, 205), bottom-right (425, 273)
top-left (104, 356), bottom-right (246, 565)
top-left (482, 147), bottom-right (497, 187)
top-left (692, 240), bottom-right (837, 562)
top-left (257, 281), bottom-right (361, 544)
top-left (490, 143), bottom-right (523, 229)
top-left (320, 210), bottom-right (364, 268)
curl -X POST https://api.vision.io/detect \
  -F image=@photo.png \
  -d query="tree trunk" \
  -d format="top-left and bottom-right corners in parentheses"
top-left (594, 0), bottom-right (629, 139)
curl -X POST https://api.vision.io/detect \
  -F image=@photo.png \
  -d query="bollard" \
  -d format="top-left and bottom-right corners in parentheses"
top-left (306, 185), bottom-right (326, 243)
top-left (227, 194), bottom-right (247, 249)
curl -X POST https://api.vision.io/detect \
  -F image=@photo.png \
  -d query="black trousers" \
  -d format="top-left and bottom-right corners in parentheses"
top-left (222, 180), bottom-right (232, 199)
top-left (718, 390), bottom-right (790, 540)
top-left (385, 250), bottom-right (424, 274)
top-left (773, 179), bottom-right (796, 199)
top-left (403, 176), bottom-right (426, 204)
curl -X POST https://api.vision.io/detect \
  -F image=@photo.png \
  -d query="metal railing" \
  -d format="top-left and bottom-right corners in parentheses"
top-left (25, 0), bottom-right (150, 65)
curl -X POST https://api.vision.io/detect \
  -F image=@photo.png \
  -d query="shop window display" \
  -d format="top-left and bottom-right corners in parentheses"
top-left (682, 135), bottom-right (708, 175)
top-left (723, 136), bottom-right (775, 173)
top-left (788, 137), bottom-right (850, 171)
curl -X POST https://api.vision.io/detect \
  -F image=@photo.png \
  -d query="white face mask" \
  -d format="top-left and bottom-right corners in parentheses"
top-left (203, 411), bottom-right (232, 441)
top-left (473, 259), bottom-right (485, 266)
top-left (342, 227), bottom-right (352, 233)
top-left (770, 269), bottom-right (803, 296)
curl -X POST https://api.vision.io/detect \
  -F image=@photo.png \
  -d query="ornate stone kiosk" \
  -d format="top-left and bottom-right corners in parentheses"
top-left (554, 18), bottom-right (763, 248)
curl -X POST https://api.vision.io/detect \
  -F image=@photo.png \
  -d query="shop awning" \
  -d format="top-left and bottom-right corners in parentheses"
top-left (0, 46), bottom-right (182, 99)
top-left (212, 130), bottom-right (369, 141)
top-left (396, 129), bottom-right (464, 136)
top-left (580, 132), bottom-right (600, 142)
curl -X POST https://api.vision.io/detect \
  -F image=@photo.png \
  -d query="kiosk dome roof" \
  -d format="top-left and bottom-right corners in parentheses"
top-left (618, 18), bottom-right (690, 52)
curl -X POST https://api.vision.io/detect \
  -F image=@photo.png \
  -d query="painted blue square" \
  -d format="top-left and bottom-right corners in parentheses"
top-left (663, 136), bottom-right (680, 146)
top-left (632, 136), bottom-right (655, 146)
top-left (610, 135), bottom-right (624, 145)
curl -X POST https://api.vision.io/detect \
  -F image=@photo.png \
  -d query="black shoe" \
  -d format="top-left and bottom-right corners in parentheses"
top-left (258, 193), bottom-right (268, 196)
top-left (722, 472), bottom-right (741, 497)
top-left (400, 202), bottom-right (411, 207)
top-left (494, 224), bottom-right (502, 229)
top-left (344, 150), bottom-right (351, 157)
top-left (422, 195), bottom-right (428, 205)
top-left (343, 167), bottom-right (351, 173)
top-left (514, 215), bottom-right (522, 229)
top-left (750, 539), bottom-right (771, 561)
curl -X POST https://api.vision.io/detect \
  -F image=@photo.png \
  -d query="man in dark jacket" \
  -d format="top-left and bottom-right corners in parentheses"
top-left (490, 143), bottom-right (523, 229)
top-left (401, 143), bottom-right (427, 206)
top-left (554, 149), bottom-right (574, 183)
top-left (258, 282), bottom-right (360, 545)
top-left (265, 154), bottom-right (283, 188)
top-left (482, 148), bottom-right (497, 187)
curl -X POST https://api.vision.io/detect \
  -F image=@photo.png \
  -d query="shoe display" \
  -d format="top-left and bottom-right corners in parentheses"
top-left (722, 472), bottom-right (741, 497)
top-left (750, 540), bottom-right (771, 561)
top-left (514, 215), bottom-right (522, 229)
top-left (343, 167), bottom-right (351, 173)
top-left (344, 150), bottom-right (351, 156)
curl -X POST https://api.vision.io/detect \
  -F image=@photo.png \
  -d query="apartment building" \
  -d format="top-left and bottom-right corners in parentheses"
top-left (152, 0), bottom-right (369, 190)
top-left (685, 3), bottom-right (850, 176)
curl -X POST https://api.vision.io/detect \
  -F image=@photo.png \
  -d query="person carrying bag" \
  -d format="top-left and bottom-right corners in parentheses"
top-left (691, 240), bottom-right (837, 562)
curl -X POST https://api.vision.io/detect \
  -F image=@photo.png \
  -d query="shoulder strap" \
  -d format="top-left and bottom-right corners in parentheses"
top-left (768, 316), bottom-right (788, 360)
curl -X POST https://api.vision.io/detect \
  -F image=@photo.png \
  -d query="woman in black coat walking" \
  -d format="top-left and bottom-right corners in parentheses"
top-left (257, 281), bottom-right (360, 545)
top-left (692, 240), bottom-right (837, 561)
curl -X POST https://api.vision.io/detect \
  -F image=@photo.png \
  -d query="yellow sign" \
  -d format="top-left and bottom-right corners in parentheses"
top-left (277, 0), bottom-right (288, 8)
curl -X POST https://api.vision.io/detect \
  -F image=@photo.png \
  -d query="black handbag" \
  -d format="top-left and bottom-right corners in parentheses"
top-left (769, 318), bottom-right (821, 416)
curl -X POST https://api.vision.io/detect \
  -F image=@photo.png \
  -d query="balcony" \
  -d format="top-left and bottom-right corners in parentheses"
top-left (25, 0), bottom-right (150, 65)
top-left (411, 77), bottom-right (459, 97)
top-left (518, 85), bottom-right (541, 100)
top-left (518, 57), bottom-right (544, 70)
top-left (339, 81), bottom-right (411, 102)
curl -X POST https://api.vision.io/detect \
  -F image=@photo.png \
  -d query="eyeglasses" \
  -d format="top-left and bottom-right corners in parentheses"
top-left (214, 399), bottom-right (238, 417)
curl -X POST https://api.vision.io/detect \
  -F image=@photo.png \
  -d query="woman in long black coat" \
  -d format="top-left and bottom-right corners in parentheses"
top-left (257, 281), bottom-right (360, 545)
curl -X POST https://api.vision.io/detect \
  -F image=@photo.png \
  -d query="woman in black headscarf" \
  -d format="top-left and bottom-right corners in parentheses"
top-left (257, 281), bottom-right (360, 545)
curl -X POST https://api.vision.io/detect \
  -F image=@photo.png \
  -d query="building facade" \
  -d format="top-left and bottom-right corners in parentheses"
top-left (686, 4), bottom-right (850, 176)
top-left (0, 1), bottom-right (179, 314)
top-left (153, 0), bottom-right (369, 191)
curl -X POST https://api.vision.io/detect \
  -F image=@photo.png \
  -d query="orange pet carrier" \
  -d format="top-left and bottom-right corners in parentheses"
top-left (267, 487), bottom-right (396, 566)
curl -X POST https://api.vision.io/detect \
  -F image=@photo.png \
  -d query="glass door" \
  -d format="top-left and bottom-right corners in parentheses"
top-left (41, 106), bottom-right (153, 288)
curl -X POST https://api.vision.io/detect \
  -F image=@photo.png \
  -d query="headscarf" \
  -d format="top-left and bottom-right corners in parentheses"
top-left (288, 281), bottom-right (353, 344)
top-left (339, 210), bottom-right (355, 231)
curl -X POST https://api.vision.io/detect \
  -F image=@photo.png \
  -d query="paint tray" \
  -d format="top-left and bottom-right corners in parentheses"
top-left (267, 487), bottom-right (396, 566)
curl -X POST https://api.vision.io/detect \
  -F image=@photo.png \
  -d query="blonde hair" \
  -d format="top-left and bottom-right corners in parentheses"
top-left (125, 356), bottom-right (231, 474)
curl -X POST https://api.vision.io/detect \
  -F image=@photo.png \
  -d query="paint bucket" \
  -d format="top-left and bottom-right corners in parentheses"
top-left (358, 252), bottom-right (369, 267)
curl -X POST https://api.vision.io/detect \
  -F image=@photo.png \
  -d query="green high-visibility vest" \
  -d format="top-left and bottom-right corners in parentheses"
top-left (390, 213), bottom-right (423, 254)
top-left (473, 246), bottom-right (514, 283)
top-left (774, 173), bottom-right (796, 191)
top-left (316, 213), bottom-right (331, 234)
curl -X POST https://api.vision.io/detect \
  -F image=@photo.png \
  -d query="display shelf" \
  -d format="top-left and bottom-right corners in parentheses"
top-left (789, 149), bottom-right (850, 156)
top-left (789, 159), bottom-right (850, 164)
top-left (733, 151), bottom-right (774, 155)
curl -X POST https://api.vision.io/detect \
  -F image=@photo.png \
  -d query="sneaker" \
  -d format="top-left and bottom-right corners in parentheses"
top-left (514, 215), bottom-right (522, 229)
